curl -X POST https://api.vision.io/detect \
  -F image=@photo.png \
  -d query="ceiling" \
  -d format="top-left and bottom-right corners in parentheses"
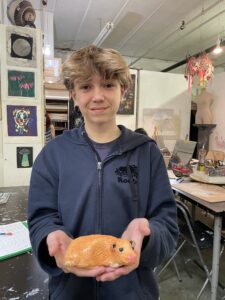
top-left (32, 0), bottom-right (225, 72)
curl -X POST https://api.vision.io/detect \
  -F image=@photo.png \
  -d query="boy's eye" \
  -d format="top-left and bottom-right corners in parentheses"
top-left (104, 82), bottom-right (114, 88)
top-left (82, 86), bottom-right (89, 90)
top-left (80, 84), bottom-right (90, 90)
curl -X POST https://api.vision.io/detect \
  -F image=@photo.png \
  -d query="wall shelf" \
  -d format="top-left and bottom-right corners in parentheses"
top-left (45, 83), bottom-right (70, 135)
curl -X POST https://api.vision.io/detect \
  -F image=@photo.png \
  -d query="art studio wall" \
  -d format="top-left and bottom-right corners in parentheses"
top-left (0, 24), bottom-right (44, 187)
top-left (138, 70), bottom-right (191, 152)
top-left (208, 72), bottom-right (225, 152)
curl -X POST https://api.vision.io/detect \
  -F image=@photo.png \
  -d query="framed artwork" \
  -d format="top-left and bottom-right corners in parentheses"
top-left (8, 70), bottom-right (35, 97)
top-left (117, 74), bottom-right (136, 115)
top-left (6, 27), bottom-right (37, 67)
top-left (7, 105), bottom-right (37, 136)
top-left (143, 108), bottom-right (180, 152)
top-left (10, 33), bottom-right (33, 60)
top-left (17, 147), bottom-right (33, 168)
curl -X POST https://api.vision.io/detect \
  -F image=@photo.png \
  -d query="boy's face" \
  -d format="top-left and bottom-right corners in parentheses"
top-left (71, 74), bottom-right (125, 127)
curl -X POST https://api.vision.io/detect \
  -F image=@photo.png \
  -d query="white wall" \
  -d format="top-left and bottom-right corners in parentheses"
top-left (208, 72), bottom-right (225, 152)
top-left (138, 70), bottom-right (191, 152)
top-left (0, 122), bottom-right (3, 186)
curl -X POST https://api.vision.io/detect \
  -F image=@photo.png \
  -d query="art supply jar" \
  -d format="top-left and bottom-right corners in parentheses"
top-left (198, 146), bottom-right (207, 172)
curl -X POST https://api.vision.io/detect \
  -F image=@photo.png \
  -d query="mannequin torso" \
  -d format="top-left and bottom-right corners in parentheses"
top-left (194, 88), bottom-right (214, 124)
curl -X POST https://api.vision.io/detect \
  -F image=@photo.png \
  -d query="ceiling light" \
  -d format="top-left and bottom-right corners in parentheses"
top-left (213, 38), bottom-right (223, 54)
top-left (93, 22), bottom-right (114, 46)
top-left (43, 44), bottom-right (51, 57)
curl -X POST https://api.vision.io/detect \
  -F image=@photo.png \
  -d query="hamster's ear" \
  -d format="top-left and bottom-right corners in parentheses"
top-left (130, 240), bottom-right (135, 250)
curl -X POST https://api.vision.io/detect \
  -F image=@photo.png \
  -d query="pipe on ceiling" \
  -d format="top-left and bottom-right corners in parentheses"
top-left (161, 39), bottom-right (225, 72)
top-left (128, 0), bottom-right (225, 69)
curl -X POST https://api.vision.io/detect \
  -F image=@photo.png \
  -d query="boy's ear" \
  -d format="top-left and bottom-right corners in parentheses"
top-left (70, 90), bottom-right (76, 102)
top-left (121, 87), bottom-right (127, 99)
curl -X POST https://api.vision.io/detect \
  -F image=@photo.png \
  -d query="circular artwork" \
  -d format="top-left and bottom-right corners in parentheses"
top-left (12, 38), bottom-right (32, 57)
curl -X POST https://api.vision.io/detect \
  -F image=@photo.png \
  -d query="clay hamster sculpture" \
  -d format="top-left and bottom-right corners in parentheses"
top-left (64, 234), bottom-right (137, 268)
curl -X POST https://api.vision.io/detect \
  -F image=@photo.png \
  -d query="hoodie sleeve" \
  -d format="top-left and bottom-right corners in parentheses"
top-left (27, 145), bottom-right (70, 276)
top-left (140, 142), bottom-right (179, 268)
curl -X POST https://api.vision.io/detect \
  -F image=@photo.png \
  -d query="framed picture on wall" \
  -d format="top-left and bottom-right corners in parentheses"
top-left (117, 74), bottom-right (136, 115)
top-left (7, 105), bottom-right (37, 137)
top-left (143, 108), bottom-right (180, 151)
top-left (6, 27), bottom-right (37, 67)
top-left (8, 70), bottom-right (35, 98)
top-left (17, 147), bottom-right (33, 168)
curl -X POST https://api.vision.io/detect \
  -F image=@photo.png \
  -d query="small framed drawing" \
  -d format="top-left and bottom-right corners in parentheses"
top-left (6, 27), bottom-right (37, 67)
top-left (17, 147), bottom-right (33, 168)
top-left (7, 105), bottom-right (37, 137)
top-left (8, 70), bottom-right (35, 98)
top-left (117, 74), bottom-right (136, 115)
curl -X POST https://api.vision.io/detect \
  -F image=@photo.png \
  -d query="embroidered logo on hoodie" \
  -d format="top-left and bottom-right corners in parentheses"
top-left (115, 165), bottom-right (138, 184)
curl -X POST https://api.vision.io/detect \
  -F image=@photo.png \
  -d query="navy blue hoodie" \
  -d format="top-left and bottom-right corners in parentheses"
top-left (28, 125), bottom-right (178, 300)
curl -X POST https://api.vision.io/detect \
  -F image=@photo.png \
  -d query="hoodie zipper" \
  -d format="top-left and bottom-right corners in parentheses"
top-left (97, 161), bottom-right (103, 233)
top-left (82, 132), bottom-right (103, 234)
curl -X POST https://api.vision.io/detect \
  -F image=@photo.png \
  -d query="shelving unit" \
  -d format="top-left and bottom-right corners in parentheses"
top-left (46, 96), bottom-right (69, 134)
top-left (45, 83), bottom-right (69, 135)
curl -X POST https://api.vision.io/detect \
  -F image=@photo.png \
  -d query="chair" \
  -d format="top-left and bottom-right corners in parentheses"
top-left (157, 199), bottom-right (224, 299)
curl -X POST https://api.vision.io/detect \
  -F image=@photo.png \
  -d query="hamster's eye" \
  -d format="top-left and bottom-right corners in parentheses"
top-left (119, 247), bottom-right (124, 252)
top-left (112, 243), bottom-right (116, 248)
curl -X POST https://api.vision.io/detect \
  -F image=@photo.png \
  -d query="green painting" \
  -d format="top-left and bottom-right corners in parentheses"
top-left (8, 70), bottom-right (35, 98)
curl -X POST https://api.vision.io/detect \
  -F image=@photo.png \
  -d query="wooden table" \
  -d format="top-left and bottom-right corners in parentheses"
top-left (0, 186), bottom-right (48, 300)
top-left (172, 182), bottom-right (225, 300)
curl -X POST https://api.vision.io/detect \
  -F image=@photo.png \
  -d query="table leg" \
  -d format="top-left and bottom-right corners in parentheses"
top-left (191, 204), bottom-right (196, 220)
top-left (211, 216), bottom-right (222, 300)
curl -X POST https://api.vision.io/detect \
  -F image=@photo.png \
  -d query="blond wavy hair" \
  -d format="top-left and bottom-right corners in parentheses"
top-left (62, 45), bottom-right (132, 91)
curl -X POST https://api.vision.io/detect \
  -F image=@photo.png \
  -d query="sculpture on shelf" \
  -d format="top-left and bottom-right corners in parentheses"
top-left (193, 88), bottom-right (214, 124)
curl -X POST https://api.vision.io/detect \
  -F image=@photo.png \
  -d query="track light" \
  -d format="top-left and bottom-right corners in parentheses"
top-left (213, 38), bottom-right (223, 54)
top-left (93, 22), bottom-right (114, 46)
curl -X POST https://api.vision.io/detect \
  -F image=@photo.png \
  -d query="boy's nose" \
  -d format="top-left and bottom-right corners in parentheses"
top-left (92, 87), bottom-right (104, 101)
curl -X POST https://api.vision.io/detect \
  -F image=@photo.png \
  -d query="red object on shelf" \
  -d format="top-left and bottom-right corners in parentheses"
top-left (172, 164), bottom-right (192, 177)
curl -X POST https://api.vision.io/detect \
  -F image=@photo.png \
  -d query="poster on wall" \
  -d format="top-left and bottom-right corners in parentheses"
top-left (117, 74), bottom-right (136, 115)
top-left (8, 70), bottom-right (35, 97)
top-left (7, 105), bottom-right (37, 136)
top-left (6, 27), bottom-right (36, 67)
top-left (143, 108), bottom-right (180, 151)
top-left (16, 147), bottom-right (33, 168)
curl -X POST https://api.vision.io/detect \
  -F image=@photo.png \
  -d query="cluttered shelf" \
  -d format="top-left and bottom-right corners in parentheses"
top-left (45, 83), bottom-right (70, 135)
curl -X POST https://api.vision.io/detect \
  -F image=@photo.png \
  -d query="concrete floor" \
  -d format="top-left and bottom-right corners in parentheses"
top-left (158, 228), bottom-right (225, 300)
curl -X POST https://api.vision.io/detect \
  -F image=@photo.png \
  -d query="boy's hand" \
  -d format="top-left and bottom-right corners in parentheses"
top-left (96, 218), bottom-right (150, 281)
top-left (47, 230), bottom-right (107, 277)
